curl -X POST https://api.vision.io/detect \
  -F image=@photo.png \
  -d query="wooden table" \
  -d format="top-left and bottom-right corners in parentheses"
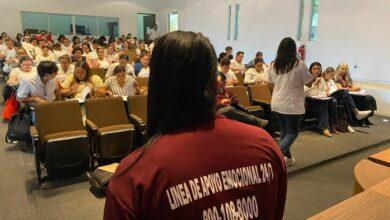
top-left (353, 159), bottom-right (390, 194)
top-left (369, 148), bottom-right (390, 167)
top-left (308, 178), bottom-right (390, 220)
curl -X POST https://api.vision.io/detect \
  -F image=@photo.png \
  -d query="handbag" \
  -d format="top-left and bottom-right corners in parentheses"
top-left (2, 84), bottom-right (16, 101)
top-left (6, 106), bottom-right (33, 143)
top-left (2, 92), bottom-right (19, 122)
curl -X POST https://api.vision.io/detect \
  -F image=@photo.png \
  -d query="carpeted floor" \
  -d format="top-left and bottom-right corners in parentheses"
top-left (0, 89), bottom-right (389, 219)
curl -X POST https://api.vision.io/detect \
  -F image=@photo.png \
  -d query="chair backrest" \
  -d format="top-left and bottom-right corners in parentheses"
top-left (85, 97), bottom-right (128, 127)
top-left (35, 100), bottom-right (84, 140)
top-left (127, 95), bottom-right (147, 122)
top-left (90, 68), bottom-right (107, 82)
top-left (226, 86), bottom-right (251, 107)
top-left (247, 84), bottom-right (272, 104)
top-left (135, 77), bottom-right (149, 88)
top-left (235, 73), bottom-right (245, 86)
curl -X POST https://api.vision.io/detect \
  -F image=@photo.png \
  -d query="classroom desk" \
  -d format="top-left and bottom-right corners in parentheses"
top-left (308, 178), bottom-right (390, 220)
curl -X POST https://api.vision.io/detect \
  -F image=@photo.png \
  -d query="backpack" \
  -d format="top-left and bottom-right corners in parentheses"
top-left (5, 106), bottom-right (33, 144)
top-left (337, 105), bottom-right (349, 132)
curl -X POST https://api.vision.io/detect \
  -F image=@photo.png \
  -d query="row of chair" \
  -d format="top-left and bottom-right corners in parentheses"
top-left (30, 95), bottom-right (147, 183)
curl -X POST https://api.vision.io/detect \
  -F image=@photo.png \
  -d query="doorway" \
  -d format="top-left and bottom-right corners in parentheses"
top-left (136, 13), bottom-right (156, 41)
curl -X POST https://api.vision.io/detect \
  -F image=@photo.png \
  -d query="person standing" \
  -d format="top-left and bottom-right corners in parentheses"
top-left (267, 37), bottom-right (313, 166)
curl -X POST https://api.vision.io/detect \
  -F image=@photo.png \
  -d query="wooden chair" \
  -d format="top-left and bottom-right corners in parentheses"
top-left (247, 84), bottom-right (279, 131)
top-left (127, 95), bottom-right (147, 149)
top-left (135, 77), bottom-right (149, 95)
top-left (85, 97), bottom-right (135, 168)
top-left (234, 73), bottom-right (245, 86)
top-left (226, 86), bottom-right (263, 118)
top-left (31, 100), bottom-right (90, 183)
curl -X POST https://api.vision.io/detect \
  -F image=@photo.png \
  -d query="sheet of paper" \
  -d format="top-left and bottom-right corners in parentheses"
top-left (79, 86), bottom-right (91, 102)
top-left (350, 89), bottom-right (366, 95)
top-left (98, 163), bottom-right (119, 173)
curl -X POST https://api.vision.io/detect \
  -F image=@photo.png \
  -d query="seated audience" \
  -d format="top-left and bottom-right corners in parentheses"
top-left (56, 54), bottom-right (74, 82)
top-left (219, 57), bottom-right (238, 86)
top-left (105, 45), bottom-right (119, 63)
top-left (105, 65), bottom-right (138, 96)
top-left (35, 45), bottom-right (55, 64)
top-left (244, 57), bottom-right (268, 84)
top-left (225, 45), bottom-right (234, 60)
top-left (335, 63), bottom-right (377, 124)
top-left (96, 47), bottom-right (110, 70)
top-left (230, 51), bottom-right (246, 75)
top-left (61, 38), bottom-right (72, 54)
top-left (7, 56), bottom-right (36, 86)
top-left (305, 62), bottom-right (338, 136)
top-left (82, 42), bottom-right (98, 66)
top-left (114, 37), bottom-right (123, 52)
top-left (72, 36), bottom-right (81, 48)
top-left (0, 38), bottom-right (16, 61)
top-left (216, 71), bottom-right (268, 127)
top-left (105, 54), bottom-right (135, 78)
top-left (246, 51), bottom-right (264, 69)
top-left (60, 60), bottom-right (106, 99)
top-left (17, 61), bottom-right (58, 108)
top-left (136, 52), bottom-right (150, 77)
top-left (323, 67), bottom-right (372, 129)
top-left (71, 46), bottom-right (83, 63)
top-left (3, 47), bottom-right (28, 74)
top-left (52, 43), bottom-right (66, 62)
top-left (104, 31), bottom-right (286, 220)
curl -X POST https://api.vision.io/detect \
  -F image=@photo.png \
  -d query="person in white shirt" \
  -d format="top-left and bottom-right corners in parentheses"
top-left (21, 35), bottom-right (34, 58)
top-left (244, 58), bottom-right (268, 84)
top-left (17, 60), bottom-right (58, 106)
top-left (105, 45), bottom-right (119, 64)
top-left (147, 24), bottom-right (160, 41)
top-left (105, 54), bottom-right (135, 79)
top-left (7, 56), bottom-right (36, 86)
top-left (219, 57), bottom-right (238, 86)
top-left (230, 51), bottom-right (245, 75)
top-left (3, 47), bottom-right (29, 74)
top-left (56, 54), bottom-right (74, 83)
top-left (0, 38), bottom-right (16, 61)
top-left (114, 38), bottom-right (123, 52)
top-left (96, 47), bottom-right (110, 70)
top-left (105, 65), bottom-right (138, 97)
top-left (52, 43), bottom-right (66, 63)
top-left (137, 53), bottom-right (150, 78)
top-left (267, 37), bottom-right (313, 166)
top-left (82, 42), bottom-right (98, 60)
top-left (35, 45), bottom-right (55, 64)
top-left (61, 38), bottom-right (72, 55)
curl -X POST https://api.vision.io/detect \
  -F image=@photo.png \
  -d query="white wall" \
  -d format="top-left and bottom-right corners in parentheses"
top-left (156, 0), bottom-right (299, 64)
top-left (305, 0), bottom-right (390, 83)
top-left (0, 0), bottom-right (157, 37)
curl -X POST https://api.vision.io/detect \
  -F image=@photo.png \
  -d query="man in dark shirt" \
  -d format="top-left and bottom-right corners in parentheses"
top-left (104, 31), bottom-right (286, 220)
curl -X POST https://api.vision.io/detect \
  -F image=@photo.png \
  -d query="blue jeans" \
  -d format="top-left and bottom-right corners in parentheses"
top-left (277, 113), bottom-right (301, 158)
top-left (317, 98), bottom-right (338, 130)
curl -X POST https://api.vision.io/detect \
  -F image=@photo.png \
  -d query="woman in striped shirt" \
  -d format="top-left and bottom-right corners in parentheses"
top-left (105, 65), bottom-right (139, 97)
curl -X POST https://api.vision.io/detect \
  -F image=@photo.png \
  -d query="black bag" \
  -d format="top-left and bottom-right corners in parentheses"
top-left (5, 106), bottom-right (33, 143)
top-left (2, 85), bottom-right (16, 101)
top-left (337, 105), bottom-right (349, 132)
top-left (87, 168), bottom-right (115, 194)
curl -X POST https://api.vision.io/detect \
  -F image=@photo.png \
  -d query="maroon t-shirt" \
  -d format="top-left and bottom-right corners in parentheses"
top-left (104, 115), bottom-right (287, 220)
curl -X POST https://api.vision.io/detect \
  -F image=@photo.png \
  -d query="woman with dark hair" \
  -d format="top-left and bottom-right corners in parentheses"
top-left (267, 37), bottom-right (313, 166)
top-left (60, 60), bottom-right (106, 99)
top-left (57, 34), bottom-right (65, 44)
top-left (105, 65), bottom-right (138, 96)
top-left (305, 62), bottom-right (339, 136)
top-left (15, 33), bottom-right (23, 47)
top-left (104, 31), bottom-right (287, 220)
top-left (71, 46), bottom-right (83, 63)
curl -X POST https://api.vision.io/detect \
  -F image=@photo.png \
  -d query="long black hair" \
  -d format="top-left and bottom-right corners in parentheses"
top-left (274, 37), bottom-right (299, 74)
top-left (147, 31), bottom-right (217, 138)
top-left (309, 62), bottom-right (322, 74)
